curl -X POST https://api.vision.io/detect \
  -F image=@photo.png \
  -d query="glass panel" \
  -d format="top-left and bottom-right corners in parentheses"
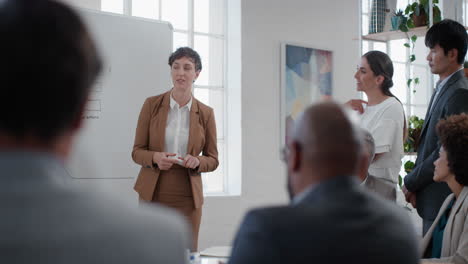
top-left (202, 141), bottom-right (224, 193)
top-left (194, 0), bottom-right (225, 35)
top-left (411, 65), bottom-right (429, 105)
top-left (132, 0), bottom-right (159, 19)
top-left (362, 15), bottom-right (369, 35)
top-left (396, 0), bottom-right (410, 11)
top-left (414, 36), bottom-right (429, 66)
top-left (161, 0), bottom-right (188, 30)
top-left (393, 62), bottom-right (408, 104)
top-left (194, 35), bottom-right (224, 86)
top-left (194, 88), bottom-right (209, 105)
top-left (362, 40), bottom-right (370, 55)
top-left (173, 32), bottom-right (188, 51)
top-left (362, 0), bottom-right (369, 13)
top-left (194, 88), bottom-right (224, 138)
top-left (373, 42), bottom-right (387, 53)
top-left (389, 39), bottom-right (407, 63)
top-left (411, 106), bottom-right (428, 119)
top-left (101, 0), bottom-right (123, 13)
top-left (194, 0), bottom-right (209, 33)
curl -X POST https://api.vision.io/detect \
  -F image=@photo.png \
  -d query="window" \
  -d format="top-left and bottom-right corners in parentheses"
top-left (68, 0), bottom-right (239, 195)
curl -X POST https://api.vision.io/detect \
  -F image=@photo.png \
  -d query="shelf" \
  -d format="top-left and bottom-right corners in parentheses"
top-left (362, 26), bottom-right (468, 42)
top-left (362, 26), bottom-right (428, 42)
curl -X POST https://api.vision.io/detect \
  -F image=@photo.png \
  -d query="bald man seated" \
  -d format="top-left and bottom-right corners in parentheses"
top-left (358, 129), bottom-right (397, 201)
top-left (228, 102), bottom-right (419, 264)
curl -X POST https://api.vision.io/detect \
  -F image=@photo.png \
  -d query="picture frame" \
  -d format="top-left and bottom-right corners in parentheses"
top-left (280, 43), bottom-right (333, 146)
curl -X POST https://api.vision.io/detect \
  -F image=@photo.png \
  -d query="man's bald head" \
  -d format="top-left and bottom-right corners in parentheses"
top-left (291, 102), bottom-right (362, 177)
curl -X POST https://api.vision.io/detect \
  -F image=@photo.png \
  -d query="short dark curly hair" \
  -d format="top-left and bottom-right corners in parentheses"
top-left (436, 113), bottom-right (468, 186)
top-left (168, 47), bottom-right (202, 72)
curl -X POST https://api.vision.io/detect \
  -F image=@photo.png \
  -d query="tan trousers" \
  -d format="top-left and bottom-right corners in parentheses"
top-left (151, 165), bottom-right (202, 251)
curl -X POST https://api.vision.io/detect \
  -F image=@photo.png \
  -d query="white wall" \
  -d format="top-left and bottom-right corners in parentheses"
top-left (198, 0), bottom-right (361, 249)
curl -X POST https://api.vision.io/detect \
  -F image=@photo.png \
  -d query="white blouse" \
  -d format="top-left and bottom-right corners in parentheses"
top-left (164, 93), bottom-right (192, 161)
top-left (360, 97), bottom-right (405, 184)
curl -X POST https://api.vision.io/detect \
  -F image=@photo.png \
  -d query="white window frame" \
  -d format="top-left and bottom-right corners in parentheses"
top-left (99, 0), bottom-right (241, 196)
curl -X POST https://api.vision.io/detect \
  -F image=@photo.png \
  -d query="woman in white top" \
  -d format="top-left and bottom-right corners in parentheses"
top-left (347, 51), bottom-right (406, 194)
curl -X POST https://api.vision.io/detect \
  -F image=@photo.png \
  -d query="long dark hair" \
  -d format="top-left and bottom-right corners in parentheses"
top-left (363, 51), bottom-right (408, 141)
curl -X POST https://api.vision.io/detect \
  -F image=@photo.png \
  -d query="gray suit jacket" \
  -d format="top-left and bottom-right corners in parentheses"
top-left (363, 174), bottom-right (397, 201)
top-left (228, 176), bottom-right (419, 264)
top-left (405, 70), bottom-right (468, 221)
top-left (421, 187), bottom-right (468, 264)
top-left (0, 152), bottom-right (189, 264)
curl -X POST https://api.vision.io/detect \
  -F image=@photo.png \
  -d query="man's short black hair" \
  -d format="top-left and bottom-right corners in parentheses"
top-left (0, 0), bottom-right (102, 143)
top-left (168, 47), bottom-right (202, 72)
top-left (425, 19), bottom-right (468, 65)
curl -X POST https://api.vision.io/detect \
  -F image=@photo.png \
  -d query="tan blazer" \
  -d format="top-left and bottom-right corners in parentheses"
top-left (132, 91), bottom-right (218, 208)
top-left (421, 187), bottom-right (468, 264)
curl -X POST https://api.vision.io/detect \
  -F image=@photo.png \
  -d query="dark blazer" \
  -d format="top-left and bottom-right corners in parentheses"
top-left (132, 91), bottom-right (219, 208)
top-left (404, 70), bottom-right (468, 221)
top-left (0, 152), bottom-right (189, 264)
top-left (228, 176), bottom-right (419, 264)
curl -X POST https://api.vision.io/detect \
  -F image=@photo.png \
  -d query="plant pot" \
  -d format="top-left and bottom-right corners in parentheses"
top-left (391, 16), bottom-right (403, 31)
top-left (412, 11), bottom-right (427, 27)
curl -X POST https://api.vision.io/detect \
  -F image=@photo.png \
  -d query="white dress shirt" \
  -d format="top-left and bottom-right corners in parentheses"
top-left (164, 93), bottom-right (192, 161)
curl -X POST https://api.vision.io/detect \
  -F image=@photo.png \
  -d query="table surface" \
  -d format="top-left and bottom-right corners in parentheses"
top-left (200, 256), bottom-right (228, 264)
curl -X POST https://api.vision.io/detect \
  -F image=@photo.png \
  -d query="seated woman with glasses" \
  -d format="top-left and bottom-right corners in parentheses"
top-left (421, 113), bottom-right (468, 263)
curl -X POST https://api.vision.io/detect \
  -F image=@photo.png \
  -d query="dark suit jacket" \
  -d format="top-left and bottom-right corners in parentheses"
top-left (0, 152), bottom-right (189, 264)
top-left (228, 176), bottom-right (419, 264)
top-left (404, 70), bottom-right (468, 221)
top-left (132, 91), bottom-right (219, 208)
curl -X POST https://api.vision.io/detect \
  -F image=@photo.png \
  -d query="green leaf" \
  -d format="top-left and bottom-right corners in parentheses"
top-left (405, 5), bottom-right (411, 14)
top-left (410, 55), bottom-right (416, 62)
top-left (407, 18), bottom-right (415, 29)
top-left (411, 35), bottom-right (417, 42)
top-left (404, 43), bottom-right (410, 48)
top-left (414, 77), bottom-right (420, 84)
top-left (405, 160), bottom-right (415, 172)
top-left (400, 24), bottom-right (409, 32)
top-left (398, 175), bottom-right (403, 187)
top-left (407, 78), bottom-right (413, 87)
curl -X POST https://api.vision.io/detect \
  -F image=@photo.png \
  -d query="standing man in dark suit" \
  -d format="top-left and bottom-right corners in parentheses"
top-left (0, 0), bottom-right (189, 263)
top-left (403, 19), bottom-right (468, 235)
top-left (228, 102), bottom-right (419, 264)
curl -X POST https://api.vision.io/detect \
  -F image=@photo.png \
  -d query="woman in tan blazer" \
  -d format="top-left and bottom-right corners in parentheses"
top-left (132, 47), bottom-right (218, 251)
top-left (421, 113), bottom-right (468, 263)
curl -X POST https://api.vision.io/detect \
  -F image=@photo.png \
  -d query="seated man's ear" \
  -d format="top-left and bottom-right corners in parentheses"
top-left (289, 141), bottom-right (302, 172)
top-left (356, 152), bottom-right (370, 182)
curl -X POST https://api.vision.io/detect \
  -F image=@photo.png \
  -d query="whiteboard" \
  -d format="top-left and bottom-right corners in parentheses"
top-left (67, 9), bottom-right (173, 179)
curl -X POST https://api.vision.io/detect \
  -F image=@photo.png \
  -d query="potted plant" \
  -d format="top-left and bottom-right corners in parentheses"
top-left (404, 115), bottom-right (425, 153)
top-left (391, 9), bottom-right (407, 31)
top-left (404, 0), bottom-right (441, 28)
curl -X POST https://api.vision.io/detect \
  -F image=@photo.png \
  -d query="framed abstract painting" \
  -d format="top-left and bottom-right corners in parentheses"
top-left (280, 43), bottom-right (333, 145)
